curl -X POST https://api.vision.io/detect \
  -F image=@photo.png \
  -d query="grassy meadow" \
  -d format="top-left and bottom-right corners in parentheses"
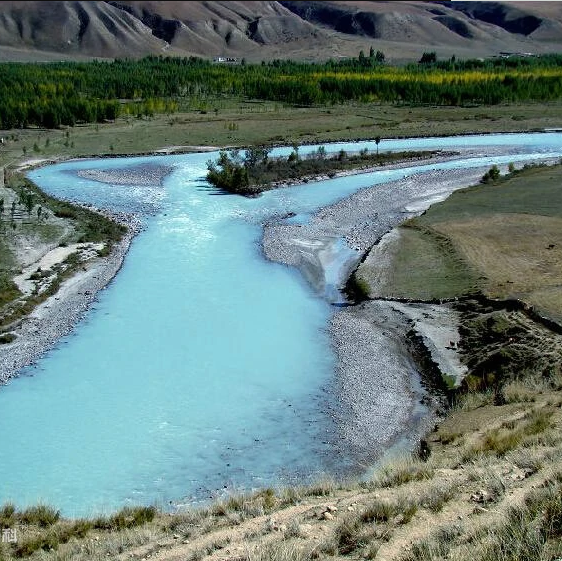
top-left (357, 163), bottom-right (562, 323)
top-left (2, 100), bottom-right (562, 171)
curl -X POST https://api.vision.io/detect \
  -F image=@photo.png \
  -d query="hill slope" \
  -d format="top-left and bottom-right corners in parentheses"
top-left (0, 1), bottom-right (561, 62)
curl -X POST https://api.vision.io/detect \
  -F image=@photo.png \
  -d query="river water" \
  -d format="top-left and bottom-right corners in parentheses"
top-left (0, 133), bottom-right (561, 517)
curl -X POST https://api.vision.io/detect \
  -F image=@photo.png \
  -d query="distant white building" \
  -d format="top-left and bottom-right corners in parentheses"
top-left (213, 56), bottom-right (239, 64)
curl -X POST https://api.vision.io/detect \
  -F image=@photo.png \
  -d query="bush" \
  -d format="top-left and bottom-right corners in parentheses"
top-left (20, 505), bottom-right (60, 527)
top-left (481, 165), bottom-right (500, 184)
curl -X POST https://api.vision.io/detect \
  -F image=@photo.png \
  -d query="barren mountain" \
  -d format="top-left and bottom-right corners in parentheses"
top-left (0, 1), bottom-right (561, 62)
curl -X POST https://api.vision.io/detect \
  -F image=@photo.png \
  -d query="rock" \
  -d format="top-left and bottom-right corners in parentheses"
top-left (322, 511), bottom-right (334, 521)
top-left (470, 490), bottom-right (490, 503)
top-left (392, 514), bottom-right (405, 525)
top-left (510, 472), bottom-right (526, 481)
top-left (266, 517), bottom-right (286, 531)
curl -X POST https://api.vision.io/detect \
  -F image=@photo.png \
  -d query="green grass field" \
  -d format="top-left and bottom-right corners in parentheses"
top-left (360, 164), bottom-right (562, 323)
top-left (2, 100), bottom-right (562, 171)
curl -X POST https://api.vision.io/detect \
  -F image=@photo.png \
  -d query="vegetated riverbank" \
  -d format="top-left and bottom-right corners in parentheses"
top-left (1, 161), bottom-right (562, 561)
top-left (206, 146), bottom-right (454, 195)
top-left (353, 160), bottom-right (562, 396)
top-left (0, 164), bottom-right (145, 382)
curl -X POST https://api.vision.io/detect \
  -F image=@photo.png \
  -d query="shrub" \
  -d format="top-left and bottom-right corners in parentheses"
top-left (20, 505), bottom-right (60, 527)
top-left (481, 165), bottom-right (500, 184)
top-left (0, 503), bottom-right (16, 527)
top-left (0, 333), bottom-right (16, 344)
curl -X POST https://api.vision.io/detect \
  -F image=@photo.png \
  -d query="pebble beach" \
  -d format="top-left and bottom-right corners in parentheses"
top-left (261, 163), bottom-right (489, 462)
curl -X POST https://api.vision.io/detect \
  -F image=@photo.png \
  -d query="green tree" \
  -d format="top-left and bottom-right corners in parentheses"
top-left (288, 141), bottom-right (300, 163)
top-left (206, 150), bottom-right (251, 194)
top-left (419, 52), bottom-right (437, 64)
top-left (244, 145), bottom-right (270, 169)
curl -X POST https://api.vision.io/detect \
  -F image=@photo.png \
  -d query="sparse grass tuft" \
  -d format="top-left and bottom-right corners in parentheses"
top-left (502, 380), bottom-right (537, 403)
top-left (451, 389), bottom-right (495, 411)
top-left (188, 537), bottom-right (231, 561)
top-left (333, 513), bottom-right (367, 555)
top-left (0, 503), bottom-right (17, 528)
top-left (464, 408), bottom-right (554, 459)
top-left (372, 456), bottom-right (434, 488)
top-left (331, 496), bottom-right (417, 556)
top-left (360, 496), bottom-right (417, 524)
top-left (19, 504), bottom-right (60, 527)
top-left (211, 488), bottom-right (279, 518)
top-left (464, 507), bottom-right (546, 561)
top-left (419, 482), bottom-right (457, 512)
top-left (401, 525), bottom-right (460, 561)
top-left (283, 519), bottom-right (304, 540)
top-left (246, 540), bottom-right (313, 561)
top-left (93, 505), bottom-right (156, 530)
top-left (298, 477), bottom-right (337, 498)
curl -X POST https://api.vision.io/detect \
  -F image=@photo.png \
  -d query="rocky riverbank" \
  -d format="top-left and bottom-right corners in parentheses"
top-left (261, 163), bottom-right (490, 463)
top-left (0, 210), bottom-right (142, 384)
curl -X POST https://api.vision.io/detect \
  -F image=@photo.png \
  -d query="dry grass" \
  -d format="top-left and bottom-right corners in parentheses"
top-left (502, 380), bottom-right (538, 403)
top-left (371, 455), bottom-right (434, 488)
top-left (330, 496), bottom-right (417, 557)
top-left (418, 481), bottom-right (457, 512)
top-left (245, 540), bottom-right (314, 561)
top-left (461, 408), bottom-right (554, 462)
top-left (451, 389), bottom-right (496, 411)
top-left (401, 470), bottom-right (562, 561)
top-left (433, 213), bottom-right (562, 313)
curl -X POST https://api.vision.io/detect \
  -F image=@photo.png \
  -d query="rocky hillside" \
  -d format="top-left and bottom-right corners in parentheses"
top-left (0, 1), bottom-right (561, 62)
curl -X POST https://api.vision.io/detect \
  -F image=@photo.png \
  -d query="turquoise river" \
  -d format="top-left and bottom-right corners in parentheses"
top-left (1, 133), bottom-right (561, 517)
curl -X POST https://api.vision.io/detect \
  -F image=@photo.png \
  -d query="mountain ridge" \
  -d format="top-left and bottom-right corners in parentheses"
top-left (0, 1), bottom-right (561, 62)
